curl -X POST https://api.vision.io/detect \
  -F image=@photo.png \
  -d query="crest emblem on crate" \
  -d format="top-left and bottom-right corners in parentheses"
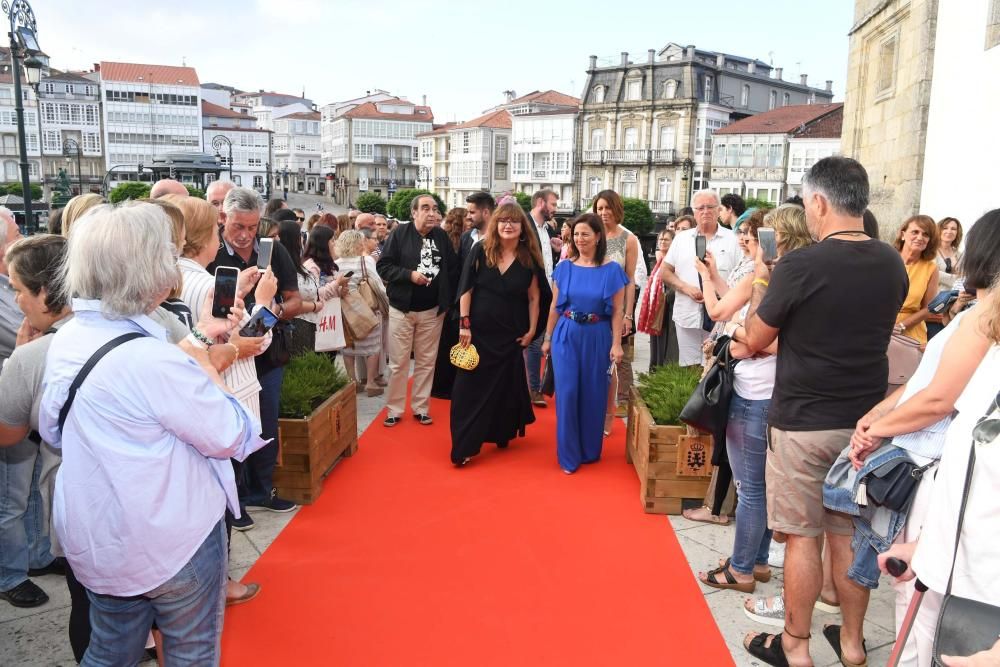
top-left (676, 436), bottom-right (712, 477)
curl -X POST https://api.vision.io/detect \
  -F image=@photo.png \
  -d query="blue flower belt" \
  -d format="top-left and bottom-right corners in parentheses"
top-left (562, 310), bottom-right (606, 324)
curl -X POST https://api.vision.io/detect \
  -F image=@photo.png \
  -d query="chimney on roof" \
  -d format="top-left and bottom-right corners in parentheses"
top-left (589, 55), bottom-right (597, 70)
top-left (422, 94), bottom-right (426, 106)
top-left (716, 54), bottom-right (725, 68)
top-left (620, 51), bottom-right (628, 66)
top-left (826, 80), bottom-right (833, 92)
top-left (94, 63), bottom-right (100, 72)
top-left (775, 67), bottom-right (783, 80)
top-left (648, 49), bottom-right (655, 64)
top-left (748, 62), bottom-right (756, 74)
top-left (686, 45), bottom-right (696, 59)
top-left (258, 88), bottom-right (263, 93)
top-left (800, 74), bottom-right (808, 86)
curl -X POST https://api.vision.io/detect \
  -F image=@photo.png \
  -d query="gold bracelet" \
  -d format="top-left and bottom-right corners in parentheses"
top-left (752, 278), bottom-right (769, 288)
top-left (228, 342), bottom-right (240, 360)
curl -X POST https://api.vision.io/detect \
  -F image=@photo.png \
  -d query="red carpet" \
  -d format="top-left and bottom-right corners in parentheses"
top-left (221, 396), bottom-right (734, 666)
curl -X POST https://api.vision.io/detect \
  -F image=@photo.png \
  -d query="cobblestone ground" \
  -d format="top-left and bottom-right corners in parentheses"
top-left (0, 336), bottom-right (898, 666)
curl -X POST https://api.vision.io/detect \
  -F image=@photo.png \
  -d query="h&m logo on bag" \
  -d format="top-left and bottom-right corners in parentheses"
top-left (317, 314), bottom-right (338, 332)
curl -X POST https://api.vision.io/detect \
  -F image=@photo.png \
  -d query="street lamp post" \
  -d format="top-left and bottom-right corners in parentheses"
top-left (5, 0), bottom-right (42, 233)
top-left (63, 137), bottom-right (82, 195)
top-left (681, 158), bottom-right (694, 208)
top-left (212, 134), bottom-right (233, 181)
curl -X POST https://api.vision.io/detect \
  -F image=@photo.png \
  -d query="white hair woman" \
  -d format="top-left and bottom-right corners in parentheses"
top-left (336, 229), bottom-right (387, 396)
top-left (37, 201), bottom-right (267, 665)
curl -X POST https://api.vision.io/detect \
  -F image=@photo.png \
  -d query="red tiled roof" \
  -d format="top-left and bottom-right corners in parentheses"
top-left (99, 61), bottom-right (200, 86)
top-left (715, 103), bottom-right (843, 135)
top-left (282, 111), bottom-right (321, 120)
top-left (509, 90), bottom-right (580, 106)
top-left (452, 109), bottom-right (512, 130)
top-left (201, 100), bottom-right (245, 119)
top-left (792, 106), bottom-right (843, 139)
top-left (417, 122), bottom-right (461, 138)
top-left (344, 100), bottom-right (434, 123)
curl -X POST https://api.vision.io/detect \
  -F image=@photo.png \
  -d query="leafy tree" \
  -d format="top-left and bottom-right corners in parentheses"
top-left (387, 188), bottom-right (446, 221)
top-left (185, 185), bottom-right (205, 199)
top-left (743, 197), bottom-right (776, 211)
top-left (108, 182), bottom-right (152, 204)
top-left (355, 192), bottom-right (387, 215)
top-left (1, 182), bottom-right (43, 200)
top-left (513, 192), bottom-right (531, 212)
top-left (621, 197), bottom-right (655, 235)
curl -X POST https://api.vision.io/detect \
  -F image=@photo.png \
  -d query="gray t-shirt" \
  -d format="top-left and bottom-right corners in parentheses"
top-left (0, 274), bottom-right (23, 362)
top-left (0, 316), bottom-right (71, 556)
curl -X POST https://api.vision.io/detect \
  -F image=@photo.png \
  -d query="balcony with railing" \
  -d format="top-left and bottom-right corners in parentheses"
top-left (647, 200), bottom-right (675, 214)
top-left (651, 149), bottom-right (676, 163)
top-left (605, 149), bottom-right (649, 163)
top-left (373, 155), bottom-right (415, 165)
top-left (582, 149), bottom-right (603, 163)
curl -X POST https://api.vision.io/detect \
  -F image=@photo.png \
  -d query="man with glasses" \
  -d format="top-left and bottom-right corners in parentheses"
top-left (660, 190), bottom-right (738, 366)
top-left (377, 195), bottom-right (458, 427)
top-left (291, 208), bottom-right (306, 226)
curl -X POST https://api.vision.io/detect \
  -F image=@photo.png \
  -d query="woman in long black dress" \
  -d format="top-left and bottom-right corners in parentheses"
top-left (450, 203), bottom-right (552, 466)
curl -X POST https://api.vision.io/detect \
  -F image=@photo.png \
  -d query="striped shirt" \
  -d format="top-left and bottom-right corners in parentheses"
top-left (178, 257), bottom-right (263, 419)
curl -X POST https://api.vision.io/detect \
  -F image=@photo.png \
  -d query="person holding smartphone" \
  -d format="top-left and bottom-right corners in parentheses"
top-left (210, 187), bottom-right (302, 517)
top-left (660, 190), bottom-right (740, 367)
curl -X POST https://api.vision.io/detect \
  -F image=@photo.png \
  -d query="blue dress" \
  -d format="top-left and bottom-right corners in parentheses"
top-left (551, 260), bottom-right (629, 471)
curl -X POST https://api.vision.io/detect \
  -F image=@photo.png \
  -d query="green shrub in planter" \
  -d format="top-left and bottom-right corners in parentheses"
top-left (279, 352), bottom-right (349, 419)
top-left (636, 364), bottom-right (701, 426)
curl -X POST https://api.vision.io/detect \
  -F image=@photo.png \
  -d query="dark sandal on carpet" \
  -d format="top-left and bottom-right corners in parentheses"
top-left (701, 563), bottom-right (755, 593)
top-left (822, 624), bottom-right (867, 667)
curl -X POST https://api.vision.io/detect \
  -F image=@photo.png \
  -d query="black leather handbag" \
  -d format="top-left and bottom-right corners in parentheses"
top-left (862, 458), bottom-right (936, 513)
top-left (679, 336), bottom-right (737, 439)
top-left (540, 355), bottom-right (555, 397)
top-left (933, 395), bottom-right (1000, 663)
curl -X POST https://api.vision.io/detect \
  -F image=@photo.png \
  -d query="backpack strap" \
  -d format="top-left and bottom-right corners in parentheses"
top-left (57, 332), bottom-right (147, 433)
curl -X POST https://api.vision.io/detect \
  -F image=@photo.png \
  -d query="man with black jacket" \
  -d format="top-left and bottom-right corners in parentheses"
top-left (458, 192), bottom-right (494, 268)
top-left (376, 194), bottom-right (458, 427)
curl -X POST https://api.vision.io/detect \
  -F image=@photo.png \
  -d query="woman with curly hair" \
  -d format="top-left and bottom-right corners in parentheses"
top-left (441, 207), bottom-right (466, 254)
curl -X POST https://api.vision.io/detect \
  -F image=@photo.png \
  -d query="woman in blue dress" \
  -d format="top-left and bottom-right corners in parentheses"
top-left (541, 213), bottom-right (628, 473)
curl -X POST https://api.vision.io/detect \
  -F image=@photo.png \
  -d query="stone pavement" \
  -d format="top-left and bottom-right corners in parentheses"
top-left (0, 338), bottom-right (899, 666)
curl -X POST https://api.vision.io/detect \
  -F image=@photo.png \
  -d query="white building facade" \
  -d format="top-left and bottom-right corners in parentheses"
top-left (202, 101), bottom-right (270, 193)
top-left (38, 70), bottom-right (104, 196)
top-left (322, 97), bottom-right (433, 205)
top-left (447, 109), bottom-right (511, 207)
top-left (511, 110), bottom-right (576, 212)
top-left (919, 0), bottom-right (1000, 226)
top-left (417, 125), bottom-right (454, 205)
top-left (0, 53), bottom-right (40, 189)
top-left (95, 62), bottom-right (203, 187)
top-left (709, 103), bottom-right (843, 203)
top-left (273, 111), bottom-right (322, 194)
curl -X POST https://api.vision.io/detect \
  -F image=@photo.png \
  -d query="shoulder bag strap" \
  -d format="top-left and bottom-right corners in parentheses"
top-left (943, 391), bottom-right (1000, 597)
top-left (57, 332), bottom-right (147, 433)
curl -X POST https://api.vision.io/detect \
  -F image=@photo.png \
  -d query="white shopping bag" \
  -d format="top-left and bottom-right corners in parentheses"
top-left (314, 298), bottom-right (347, 351)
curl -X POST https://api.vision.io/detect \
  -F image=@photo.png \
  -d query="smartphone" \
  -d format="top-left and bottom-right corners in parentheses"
top-left (758, 228), bottom-right (778, 263)
top-left (257, 237), bottom-right (274, 270)
top-left (342, 271), bottom-right (354, 278)
top-left (239, 306), bottom-right (279, 338)
top-left (212, 267), bottom-right (239, 318)
top-left (695, 235), bottom-right (707, 262)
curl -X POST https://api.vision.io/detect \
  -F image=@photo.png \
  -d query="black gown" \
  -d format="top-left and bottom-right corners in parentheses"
top-left (449, 244), bottom-right (551, 464)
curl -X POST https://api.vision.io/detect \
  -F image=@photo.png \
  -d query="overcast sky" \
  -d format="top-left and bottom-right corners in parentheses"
top-left (36, 0), bottom-right (853, 122)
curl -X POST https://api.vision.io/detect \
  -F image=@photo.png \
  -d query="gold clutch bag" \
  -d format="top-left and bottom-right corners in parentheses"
top-left (449, 343), bottom-right (480, 371)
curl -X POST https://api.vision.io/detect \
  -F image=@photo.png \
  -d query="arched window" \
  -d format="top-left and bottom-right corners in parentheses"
top-left (769, 90), bottom-right (777, 110)
top-left (663, 80), bottom-right (678, 99)
top-left (594, 86), bottom-right (605, 103)
top-left (782, 92), bottom-right (791, 107)
top-left (741, 84), bottom-right (751, 107)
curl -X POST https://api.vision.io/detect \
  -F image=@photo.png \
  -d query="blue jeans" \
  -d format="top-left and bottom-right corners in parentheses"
top-left (0, 436), bottom-right (53, 591)
top-left (524, 333), bottom-right (543, 393)
top-left (726, 394), bottom-right (772, 575)
top-left (243, 365), bottom-right (284, 504)
top-left (82, 520), bottom-right (227, 667)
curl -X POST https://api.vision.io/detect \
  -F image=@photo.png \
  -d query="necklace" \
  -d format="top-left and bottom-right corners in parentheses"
top-left (821, 230), bottom-right (869, 242)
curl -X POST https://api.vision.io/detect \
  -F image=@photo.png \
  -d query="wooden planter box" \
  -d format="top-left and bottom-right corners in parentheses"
top-left (624, 386), bottom-right (713, 515)
top-left (273, 382), bottom-right (359, 504)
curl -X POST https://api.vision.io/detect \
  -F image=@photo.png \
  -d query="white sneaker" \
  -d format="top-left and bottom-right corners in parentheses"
top-left (768, 541), bottom-right (785, 568)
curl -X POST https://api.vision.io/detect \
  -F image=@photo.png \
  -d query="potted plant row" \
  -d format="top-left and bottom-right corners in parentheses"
top-left (273, 352), bottom-right (358, 504)
top-left (625, 364), bottom-right (714, 514)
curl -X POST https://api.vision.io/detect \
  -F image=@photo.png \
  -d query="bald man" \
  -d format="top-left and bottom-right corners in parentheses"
top-left (150, 179), bottom-right (189, 199)
top-left (206, 180), bottom-right (235, 224)
top-left (355, 213), bottom-right (375, 231)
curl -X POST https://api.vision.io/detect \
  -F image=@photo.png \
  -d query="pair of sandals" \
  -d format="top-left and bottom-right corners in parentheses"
top-left (700, 557), bottom-right (771, 593)
top-left (744, 624), bottom-right (867, 667)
